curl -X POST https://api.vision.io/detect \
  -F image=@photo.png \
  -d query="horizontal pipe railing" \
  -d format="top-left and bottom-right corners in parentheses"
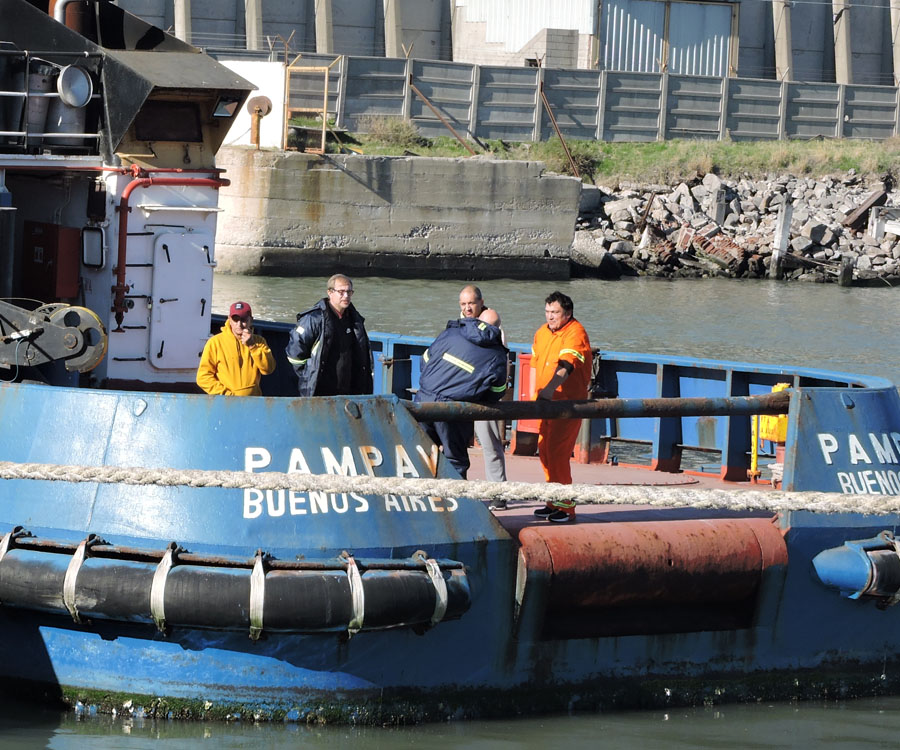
top-left (404, 391), bottom-right (791, 423)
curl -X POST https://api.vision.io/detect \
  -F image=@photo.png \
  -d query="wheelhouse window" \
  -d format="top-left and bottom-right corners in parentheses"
top-left (134, 101), bottom-right (203, 142)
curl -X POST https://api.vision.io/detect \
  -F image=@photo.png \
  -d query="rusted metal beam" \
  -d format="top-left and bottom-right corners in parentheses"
top-left (408, 76), bottom-right (477, 155)
top-left (539, 81), bottom-right (579, 178)
top-left (841, 186), bottom-right (887, 231)
top-left (405, 391), bottom-right (791, 423)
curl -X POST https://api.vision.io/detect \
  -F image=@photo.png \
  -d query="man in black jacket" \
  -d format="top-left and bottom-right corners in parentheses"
top-left (286, 274), bottom-right (373, 397)
top-left (414, 308), bottom-right (508, 478)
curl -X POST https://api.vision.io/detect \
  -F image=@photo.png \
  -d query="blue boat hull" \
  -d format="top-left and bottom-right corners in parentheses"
top-left (2, 374), bottom-right (900, 722)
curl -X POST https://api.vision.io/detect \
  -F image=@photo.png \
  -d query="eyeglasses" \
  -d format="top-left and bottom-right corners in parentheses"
top-left (328, 288), bottom-right (354, 296)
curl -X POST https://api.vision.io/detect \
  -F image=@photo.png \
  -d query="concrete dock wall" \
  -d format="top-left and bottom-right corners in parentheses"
top-left (215, 147), bottom-right (581, 279)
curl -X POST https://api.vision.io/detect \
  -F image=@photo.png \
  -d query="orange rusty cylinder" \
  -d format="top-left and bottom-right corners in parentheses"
top-left (516, 517), bottom-right (787, 610)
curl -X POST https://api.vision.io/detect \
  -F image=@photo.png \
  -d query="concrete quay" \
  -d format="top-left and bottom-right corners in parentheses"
top-left (215, 148), bottom-right (900, 284)
top-left (215, 147), bottom-right (582, 280)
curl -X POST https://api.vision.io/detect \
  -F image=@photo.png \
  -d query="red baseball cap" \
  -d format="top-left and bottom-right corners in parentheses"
top-left (229, 301), bottom-right (252, 319)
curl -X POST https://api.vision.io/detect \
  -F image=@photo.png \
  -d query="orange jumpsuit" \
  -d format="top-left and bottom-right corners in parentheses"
top-left (531, 318), bottom-right (592, 495)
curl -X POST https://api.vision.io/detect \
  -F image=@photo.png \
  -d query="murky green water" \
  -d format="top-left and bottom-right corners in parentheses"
top-left (212, 274), bottom-right (900, 384)
top-left (5, 696), bottom-right (900, 748)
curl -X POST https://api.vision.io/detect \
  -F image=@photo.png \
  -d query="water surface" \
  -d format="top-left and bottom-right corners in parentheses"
top-left (5, 696), bottom-right (900, 748)
top-left (212, 275), bottom-right (900, 383)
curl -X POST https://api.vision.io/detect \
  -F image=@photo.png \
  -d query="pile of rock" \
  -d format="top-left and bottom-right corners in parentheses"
top-left (572, 170), bottom-right (900, 284)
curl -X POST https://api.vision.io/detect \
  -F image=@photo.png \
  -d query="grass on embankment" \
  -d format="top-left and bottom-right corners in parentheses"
top-left (339, 117), bottom-right (900, 184)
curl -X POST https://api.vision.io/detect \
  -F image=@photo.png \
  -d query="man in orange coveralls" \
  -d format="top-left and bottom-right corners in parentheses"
top-left (531, 291), bottom-right (592, 523)
top-left (196, 301), bottom-right (276, 396)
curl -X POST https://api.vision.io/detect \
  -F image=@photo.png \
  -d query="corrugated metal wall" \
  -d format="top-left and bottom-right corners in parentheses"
top-left (602, 0), bottom-right (665, 74)
top-left (602, 0), bottom-right (732, 77)
top-left (667, 2), bottom-right (731, 77)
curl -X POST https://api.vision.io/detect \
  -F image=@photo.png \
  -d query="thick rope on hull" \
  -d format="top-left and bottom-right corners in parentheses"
top-left (0, 461), bottom-right (897, 515)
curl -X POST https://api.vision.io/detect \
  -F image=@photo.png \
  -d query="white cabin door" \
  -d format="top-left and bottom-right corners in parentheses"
top-left (149, 232), bottom-right (214, 370)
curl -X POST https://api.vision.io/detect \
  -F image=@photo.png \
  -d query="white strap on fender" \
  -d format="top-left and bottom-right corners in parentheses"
top-left (0, 531), bottom-right (14, 564)
top-left (150, 545), bottom-right (176, 633)
top-left (884, 532), bottom-right (900, 607)
top-left (424, 558), bottom-right (448, 626)
top-left (63, 538), bottom-right (90, 623)
top-left (249, 553), bottom-right (266, 641)
top-left (346, 556), bottom-right (365, 635)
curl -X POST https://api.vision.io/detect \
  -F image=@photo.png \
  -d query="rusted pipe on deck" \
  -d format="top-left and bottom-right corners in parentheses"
top-left (404, 391), bottom-right (791, 423)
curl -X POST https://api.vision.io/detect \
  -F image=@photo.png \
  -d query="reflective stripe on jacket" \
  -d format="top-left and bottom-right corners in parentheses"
top-left (531, 317), bottom-right (592, 400)
top-left (416, 318), bottom-right (508, 403)
top-left (285, 298), bottom-right (374, 397)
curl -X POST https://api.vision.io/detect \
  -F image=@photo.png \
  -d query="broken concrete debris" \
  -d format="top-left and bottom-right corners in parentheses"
top-left (573, 171), bottom-right (900, 284)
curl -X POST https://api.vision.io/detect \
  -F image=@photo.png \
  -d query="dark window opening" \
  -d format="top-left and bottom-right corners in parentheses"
top-left (134, 101), bottom-right (203, 142)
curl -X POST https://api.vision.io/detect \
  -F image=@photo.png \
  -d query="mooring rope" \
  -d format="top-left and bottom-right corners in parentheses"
top-left (1, 460), bottom-right (899, 515)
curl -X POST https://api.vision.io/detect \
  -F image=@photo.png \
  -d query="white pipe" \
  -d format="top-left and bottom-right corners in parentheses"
top-left (54, 0), bottom-right (81, 24)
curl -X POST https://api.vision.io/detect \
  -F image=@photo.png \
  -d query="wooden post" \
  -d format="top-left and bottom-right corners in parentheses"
top-left (770, 199), bottom-right (792, 280)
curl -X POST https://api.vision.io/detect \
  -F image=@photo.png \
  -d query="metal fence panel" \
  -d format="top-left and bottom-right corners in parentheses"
top-left (785, 83), bottom-right (840, 139)
top-left (474, 66), bottom-right (539, 141)
top-left (540, 69), bottom-right (602, 141)
top-left (342, 56), bottom-right (408, 127)
top-left (602, 71), bottom-right (662, 141)
top-left (410, 60), bottom-right (476, 139)
top-left (270, 51), bottom-right (900, 146)
top-left (725, 78), bottom-right (782, 140)
top-left (664, 74), bottom-right (723, 139)
top-left (842, 85), bottom-right (898, 139)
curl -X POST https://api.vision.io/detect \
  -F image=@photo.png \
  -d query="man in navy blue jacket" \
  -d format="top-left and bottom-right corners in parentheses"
top-left (285, 274), bottom-right (373, 397)
top-left (415, 309), bottom-right (509, 478)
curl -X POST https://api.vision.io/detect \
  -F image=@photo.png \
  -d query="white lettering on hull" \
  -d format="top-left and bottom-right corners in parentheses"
top-left (817, 431), bottom-right (900, 494)
top-left (240, 443), bottom-right (457, 518)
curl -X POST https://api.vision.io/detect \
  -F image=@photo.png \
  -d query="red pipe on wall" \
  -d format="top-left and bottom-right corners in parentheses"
top-left (113, 175), bottom-right (230, 330)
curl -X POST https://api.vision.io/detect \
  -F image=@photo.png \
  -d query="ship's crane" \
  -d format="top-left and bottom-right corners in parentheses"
top-left (0, 301), bottom-right (107, 373)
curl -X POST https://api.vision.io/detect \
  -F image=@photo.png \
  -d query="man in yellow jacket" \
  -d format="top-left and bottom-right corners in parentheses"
top-left (196, 301), bottom-right (275, 396)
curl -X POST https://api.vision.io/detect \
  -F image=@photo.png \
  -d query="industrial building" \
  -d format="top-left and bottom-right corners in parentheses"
top-left (113, 0), bottom-right (898, 85)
